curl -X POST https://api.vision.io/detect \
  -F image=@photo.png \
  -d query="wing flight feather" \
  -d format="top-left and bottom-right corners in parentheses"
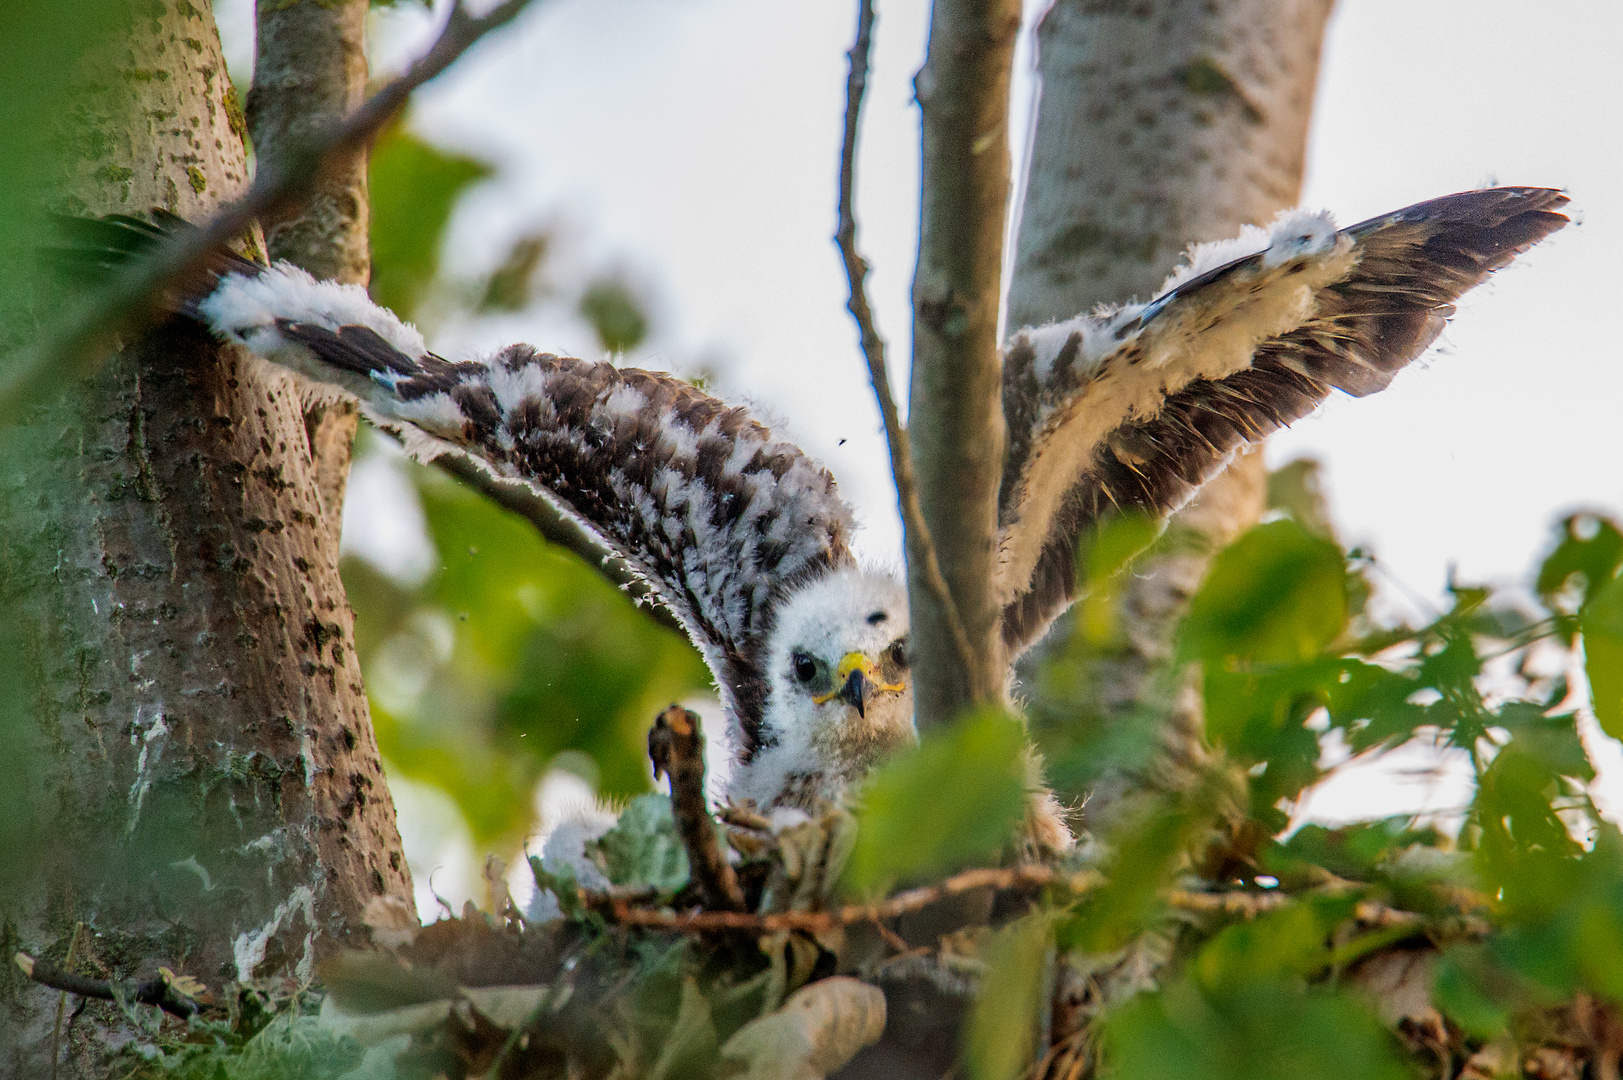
top-left (996, 186), bottom-right (1570, 654)
top-left (52, 214), bottom-right (856, 752)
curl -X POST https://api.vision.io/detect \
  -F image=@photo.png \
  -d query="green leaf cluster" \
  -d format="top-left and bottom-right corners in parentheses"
top-left (843, 706), bottom-right (1030, 897)
top-left (345, 457), bottom-right (711, 852)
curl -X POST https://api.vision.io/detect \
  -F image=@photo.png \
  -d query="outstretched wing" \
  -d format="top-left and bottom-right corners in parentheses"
top-left (995, 186), bottom-right (1570, 654)
top-left (54, 214), bottom-right (857, 749)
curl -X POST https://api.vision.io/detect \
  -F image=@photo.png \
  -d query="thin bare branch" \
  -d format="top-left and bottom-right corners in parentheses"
top-left (587, 872), bottom-right (1439, 940)
top-left (592, 864), bottom-right (1097, 933)
top-left (0, 0), bottom-right (540, 422)
top-left (836, 0), bottom-right (974, 675)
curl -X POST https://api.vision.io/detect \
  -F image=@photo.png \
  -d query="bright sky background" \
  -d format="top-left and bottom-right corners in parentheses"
top-left (216, 0), bottom-right (1623, 915)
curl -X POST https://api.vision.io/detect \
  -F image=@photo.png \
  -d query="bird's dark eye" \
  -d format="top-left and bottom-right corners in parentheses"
top-left (886, 638), bottom-right (909, 671)
top-left (791, 652), bottom-right (817, 683)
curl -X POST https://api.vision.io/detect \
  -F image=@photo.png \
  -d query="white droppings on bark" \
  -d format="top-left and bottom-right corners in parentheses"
top-left (232, 885), bottom-right (318, 983)
top-left (126, 703), bottom-right (169, 834)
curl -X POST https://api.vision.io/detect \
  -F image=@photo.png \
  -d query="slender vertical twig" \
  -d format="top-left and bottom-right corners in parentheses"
top-left (835, 0), bottom-right (975, 675)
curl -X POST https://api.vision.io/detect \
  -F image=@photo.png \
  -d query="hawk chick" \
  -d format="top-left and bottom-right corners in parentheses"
top-left (57, 187), bottom-right (1568, 835)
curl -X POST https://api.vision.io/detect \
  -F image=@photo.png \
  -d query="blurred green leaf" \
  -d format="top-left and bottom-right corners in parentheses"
top-left (1103, 978), bottom-right (1410, 1080)
top-left (1581, 571), bottom-right (1623, 739)
top-left (1432, 943), bottom-right (1521, 1039)
top-left (1058, 804), bottom-right (1184, 953)
top-left (478, 232), bottom-right (550, 312)
top-left (1190, 902), bottom-right (1337, 991)
top-left (1266, 818), bottom-right (1445, 886)
top-left (843, 708), bottom-right (1027, 897)
top-left (1267, 458), bottom-right (1337, 542)
top-left (369, 125), bottom-right (493, 319)
top-left (1470, 713), bottom-right (1592, 905)
top-left (579, 277), bottom-right (649, 354)
top-left (1538, 513), bottom-right (1623, 611)
top-left (1074, 512), bottom-right (1160, 646)
top-left (1180, 520), bottom-right (1346, 666)
top-left (345, 456), bottom-right (710, 851)
top-left (591, 793), bottom-right (690, 896)
top-left (965, 914), bottom-right (1053, 1080)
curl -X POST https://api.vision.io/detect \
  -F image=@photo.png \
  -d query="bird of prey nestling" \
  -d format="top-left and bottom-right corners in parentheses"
top-left (57, 186), bottom-right (1568, 835)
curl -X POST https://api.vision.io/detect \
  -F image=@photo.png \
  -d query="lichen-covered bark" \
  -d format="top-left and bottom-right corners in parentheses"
top-left (0, 2), bottom-right (411, 1073)
top-left (1007, 0), bottom-right (1336, 830)
top-left (908, 0), bottom-right (1024, 727)
top-left (249, 0), bottom-right (371, 526)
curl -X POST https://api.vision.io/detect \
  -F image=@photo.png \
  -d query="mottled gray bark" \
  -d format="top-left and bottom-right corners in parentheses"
top-left (909, 0), bottom-right (1024, 727)
top-left (0, 3), bottom-right (412, 1074)
top-left (249, 0), bottom-right (371, 528)
top-left (1007, 0), bottom-right (1336, 829)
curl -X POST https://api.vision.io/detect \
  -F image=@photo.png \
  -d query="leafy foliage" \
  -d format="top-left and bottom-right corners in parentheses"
top-left (842, 707), bottom-right (1029, 897)
top-left (344, 458), bottom-right (711, 852)
top-left (368, 124), bottom-right (493, 320)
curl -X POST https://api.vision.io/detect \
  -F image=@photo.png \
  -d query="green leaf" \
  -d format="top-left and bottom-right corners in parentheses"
top-left (648, 978), bottom-right (718, 1080)
top-left (528, 855), bottom-right (582, 919)
top-left (1582, 571), bottom-right (1623, 739)
top-left (1180, 520), bottom-right (1347, 666)
top-left (579, 277), bottom-right (649, 354)
top-left (1058, 804), bottom-right (1183, 953)
top-left (1104, 978), bottom-right (1410, 1080)
top-left (1190, 903), bottom-right (1333, 991)
top-left (478, 232), bottom-right (550, 313)
top-left (1538, 513), bottom-right (1623, 610)
top-left (1266, 818), bottom-right (1445, 886)
top-left (1073, 511), bottom-right (1160, 646)
top-left (1266, 458), bottom-right (1338, 541)
top-left (368, 125), bottom-right (493, 319)
top-left (964, 915), bottom-right (1053, 1080)
top-left (843, 708), bottom-right (1027, 897)
top-left (591, 793), bottom-right (690, 895)
top-left (1432, 944), bottom-right (1518, 1039)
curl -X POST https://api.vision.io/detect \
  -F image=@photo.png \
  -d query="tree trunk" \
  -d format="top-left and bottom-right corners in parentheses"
top-left (249, 0), bottom-right (371, 528)
top-left (908, 0), bottom-right (1024, 727)
top-left (1006, 0), bottom-right (1336, 829)
top-left (0, 2), bottom-right (411, 1074)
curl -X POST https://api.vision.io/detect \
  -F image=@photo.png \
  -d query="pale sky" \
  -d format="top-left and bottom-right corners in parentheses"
top-left (358, 0), bottom-right (1623, 609)
top-left (216, 0), bottom-right (1623, 914)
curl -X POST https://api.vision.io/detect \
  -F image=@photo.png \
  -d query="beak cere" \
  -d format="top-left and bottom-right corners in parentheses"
top-left (838, 667), bottom-right (872, 719)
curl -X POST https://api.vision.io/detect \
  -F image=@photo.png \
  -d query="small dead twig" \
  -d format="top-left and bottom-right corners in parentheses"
top-left (0, 0), bottom-right (541, 421)
top-left (834, 0), bottom-right (974, 674)
top-left (649, 705), bottom-right (746, 911)
top-left (594, 864), bottom-right (1094, 933)
top-left (13, 952), bottom-right (200, 1020)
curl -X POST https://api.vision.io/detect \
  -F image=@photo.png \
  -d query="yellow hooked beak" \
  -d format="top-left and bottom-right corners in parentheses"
top-left (812, 652), bottom-right (906, 718)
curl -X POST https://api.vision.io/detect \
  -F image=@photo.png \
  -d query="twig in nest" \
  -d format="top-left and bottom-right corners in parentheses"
top-left (593, 864), bottom-right (1095, 933)
top-left (1, 0), bottom-right (541, 421)
top-left (13, 952), bottom-right (200, 1020)
top-left (649, 704), bottom-right (746, 911)
top-left (834, 0), bottom-right (974, 674)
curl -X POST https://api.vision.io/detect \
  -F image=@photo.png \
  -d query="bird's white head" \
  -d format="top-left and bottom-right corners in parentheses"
top-left (731, 565), bottom-right (914, 809)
